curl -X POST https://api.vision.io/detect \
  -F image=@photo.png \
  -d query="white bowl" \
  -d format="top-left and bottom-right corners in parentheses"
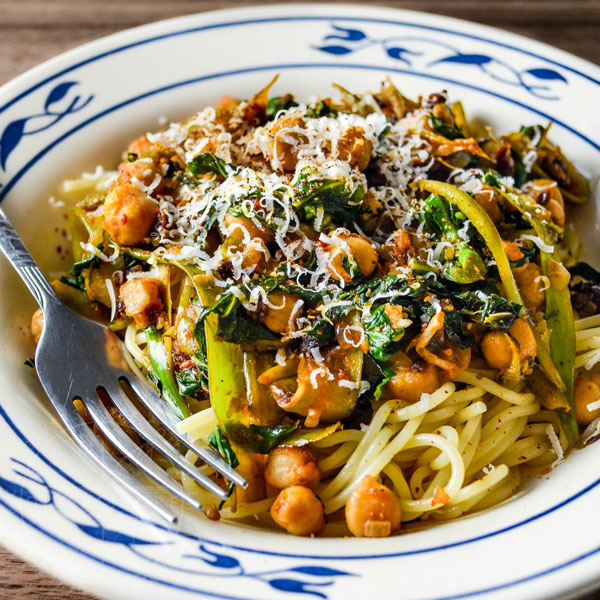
top-left (0, 5), bottom-right (599, 599)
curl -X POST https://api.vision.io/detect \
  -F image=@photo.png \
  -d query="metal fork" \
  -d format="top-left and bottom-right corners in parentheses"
top-left (0, 208), bottom-right (246, 523)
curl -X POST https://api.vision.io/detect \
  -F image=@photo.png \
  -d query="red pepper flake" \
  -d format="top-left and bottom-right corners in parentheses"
top-left (431, 485), bottom-right (450, 507)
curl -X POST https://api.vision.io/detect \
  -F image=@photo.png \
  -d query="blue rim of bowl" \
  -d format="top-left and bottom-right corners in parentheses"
top-left (0, 13), bottom-right (598, 117)
top-left (1, 12), bottom-right (599, 599)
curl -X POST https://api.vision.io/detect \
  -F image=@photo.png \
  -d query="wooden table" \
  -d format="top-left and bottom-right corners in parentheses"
top-left (0, 0), bottom-right (598, 598)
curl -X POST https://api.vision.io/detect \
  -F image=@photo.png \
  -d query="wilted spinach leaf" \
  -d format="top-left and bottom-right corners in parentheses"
top-left (209, 427), bottom-right (239, 467)
top-left (225, 422), bottom-right (299, 454)
top-left (443, 311), bottom-right (474, 348)
top-left (247, 423), bottom-right (299, 453)
top-left (300, 318), bottom-right (336, 345)
top-left (293, 167), bottom-right (366, 230)
top-left (176, 367), bottom-right (205, 396)
top-left (420, 193), bottom-right (487, 284)
top-left (306, 100), bottom-right (338, 118)
top-left (430, 116), bottom-right (464, 140)
top-left (362, 304), bottom-right (407, 361)
top-left (266, 95), bottom-right (298, 117)
top-left (453, 289), bottom-right (521, 330)
top-left (187, 153), bottom-right (231, 178)
top-left (208, 427), bottom-right (239, 504)
top-left (60, 254), bottom-right (98, 293)
top-left (195, 293), bottom-right (278, 344)
top-left (370, 357), bottom-right (396, 401)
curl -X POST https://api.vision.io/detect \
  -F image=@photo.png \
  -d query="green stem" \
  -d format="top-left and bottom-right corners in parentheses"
top-left (418, 181), bottom-right (521, 303)
top-left (144, 326), bottom-right (190, 420)
top-left (541, 252), bottom-right (577, 440)
top-left (418, 180), bottom-right (577, 441)
top-left (197, 286), bottom-right (247, 428)
top-left (492, 183), bottom-right (577, 440)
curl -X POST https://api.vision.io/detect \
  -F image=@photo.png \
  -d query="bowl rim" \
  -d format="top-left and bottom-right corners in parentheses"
top-left (1, 4), bottom-right (600, 599)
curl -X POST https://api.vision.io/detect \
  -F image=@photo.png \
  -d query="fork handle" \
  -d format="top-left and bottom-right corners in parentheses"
top-left (0, 208), bottom-right (60, 309)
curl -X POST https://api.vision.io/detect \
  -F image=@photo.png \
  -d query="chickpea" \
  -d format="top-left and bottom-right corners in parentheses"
top-left (345, 233), bottom-right (378, 276)
top-left (481, 318), bottom-right (536, 371)
top-left (221, 236), bottom-right (270, 274)
top-left (265, 446), bottom-right (321, 490)
top-left (525, 179), bottom-right (565, 228)
top-left (337, 127), bottom-right (373, 171)
top-left (103, 183), bottom-right (158, 246)
top-left (509, 318), bottom-right (536, 362)
top-left (241, 240), bottom-right (270, 273)
top-left (119, 278), bottom-right (163, 328)
top-left (31, 308), bottom-right (44, 345)
top-left (271, 486), bottom-right (325, 536)
top-left (380, 229), bottom-right (413, 268)
top-left (514, 262), bottom-right (545, 313)
top-left (223, 213), bottom-right (275, 244)
top-left (387, 353), bottom-right (440, 403)
top-left (574, 374), bottom-right (600, 426)
top-left (321, 231), bottom-right (378, 283)
top-left (473, 188), bottom-right (502, 223)
top-left (118, 159), bottom-right (158, 187)
top-left (270, 116), bottom-right (308, 172)
top-left (345, 475), bottom-right (401, 538)
top-left (261, 291), bottom-right (302, 334)
top-left (176, 315), bottom-right (198, 356)
top-left (481, 330), bottom-right (513, 370)
top-left (127, 135), bottom-right (153, 157)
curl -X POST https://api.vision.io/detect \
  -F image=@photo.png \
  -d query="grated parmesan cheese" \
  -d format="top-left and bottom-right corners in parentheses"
top-left (105, 278), bottom-right (117, 322)
top-left (587, 399), bottom-right (600, 412)
top-left (275, 348), bottom-right (287, 366)
top-left (338, 379), bottom-right (360, 390)
top-left (81, 242), bottom-right (119, 263)
top-left (309, 366), bottom-right (334, 389)
top-left (545, 424), bottom-right (564, 468)
top-left (519, 234), bottom-right (554, 254)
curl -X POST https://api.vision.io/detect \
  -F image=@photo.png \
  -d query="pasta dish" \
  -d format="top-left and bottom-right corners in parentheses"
top-left (33, 77), bottom-right (599, 538)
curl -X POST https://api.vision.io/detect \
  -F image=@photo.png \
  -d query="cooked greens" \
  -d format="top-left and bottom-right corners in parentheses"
top-left (55, 79), bottom-right (595, 534)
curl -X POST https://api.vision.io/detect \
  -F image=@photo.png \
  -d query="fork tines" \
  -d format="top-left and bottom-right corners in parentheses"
top-left (74, 376), bottom-right (247, 520)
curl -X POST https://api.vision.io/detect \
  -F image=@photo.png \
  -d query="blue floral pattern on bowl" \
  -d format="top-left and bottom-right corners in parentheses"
top-left (0, 82), bottom-right (93, 171)
top-left (0, 457), bottom-right (354, 598)
top-left (314, 24), bottom-right (568, 100)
